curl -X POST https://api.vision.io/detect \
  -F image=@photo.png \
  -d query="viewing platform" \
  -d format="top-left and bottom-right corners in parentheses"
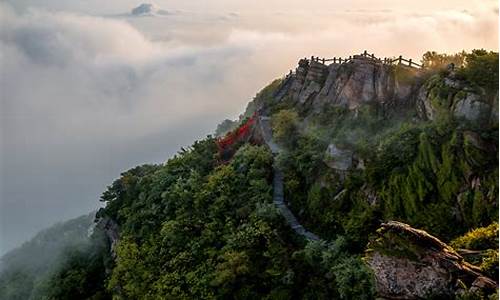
top-left (285, 50), bottom-right (422, 78)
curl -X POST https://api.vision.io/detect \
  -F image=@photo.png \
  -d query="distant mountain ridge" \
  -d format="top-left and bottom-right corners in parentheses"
top-left (130, 3), bottom-right (170, 16)
top-left (0, 213), bottom-right (104, 299)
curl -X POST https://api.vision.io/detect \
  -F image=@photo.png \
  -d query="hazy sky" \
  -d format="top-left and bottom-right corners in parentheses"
top-left (0, 0), bottom-right (498, 254)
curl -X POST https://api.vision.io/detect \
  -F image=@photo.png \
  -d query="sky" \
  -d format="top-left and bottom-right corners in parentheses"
top-left (0, 0), bottom-right (498, 255)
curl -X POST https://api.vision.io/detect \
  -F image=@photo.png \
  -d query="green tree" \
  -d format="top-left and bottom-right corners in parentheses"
top-left (458, 49), bottom-right (499, 93)
top-left (272, 109), bottom-right (299, 147)
top-left (421, 50), bottom-right (466, 69)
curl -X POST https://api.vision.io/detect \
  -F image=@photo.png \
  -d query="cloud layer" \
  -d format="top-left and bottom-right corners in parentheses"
top-left (0, 2), bottom-right (498, 254)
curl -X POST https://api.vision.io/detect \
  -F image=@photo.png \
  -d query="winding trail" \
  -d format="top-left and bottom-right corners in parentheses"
top-left (258, 116), bottom-right (321, 242)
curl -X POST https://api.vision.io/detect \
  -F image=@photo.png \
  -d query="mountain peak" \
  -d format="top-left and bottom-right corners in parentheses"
top-left (130, 3), bottom-right (169, 16)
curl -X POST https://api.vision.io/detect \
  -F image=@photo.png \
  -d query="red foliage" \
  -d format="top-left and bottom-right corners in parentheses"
top-left (216, 113), bottom-right (257, 153)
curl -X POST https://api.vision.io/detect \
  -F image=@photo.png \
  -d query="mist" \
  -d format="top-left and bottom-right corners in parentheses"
top-left (0, 0), bottom-right (498, 254)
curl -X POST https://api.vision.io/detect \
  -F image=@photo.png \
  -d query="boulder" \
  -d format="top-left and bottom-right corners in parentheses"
top-left (453, 93), bottom-right (491, 122)
top-left (365, 221), bottom-right (497, 299)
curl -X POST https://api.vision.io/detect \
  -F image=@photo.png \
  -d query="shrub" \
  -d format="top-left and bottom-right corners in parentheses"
top-left (272, 109), bottom-right (300, 147)
top-left (480, 249), bottom-right (498, 279)
top-left (450, 223), bottom-right (498, 250)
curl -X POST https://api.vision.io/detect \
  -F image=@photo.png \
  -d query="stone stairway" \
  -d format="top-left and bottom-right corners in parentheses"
top-left (258, 116), bottom-right (321, 242)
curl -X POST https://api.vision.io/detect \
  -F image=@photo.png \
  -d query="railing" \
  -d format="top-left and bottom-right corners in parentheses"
top-left (320, 56), bottom-right (354, 64)
top-left (284, 50), bottom-right (423, 79)
top-left (309, 50), bottom-right (423, 69)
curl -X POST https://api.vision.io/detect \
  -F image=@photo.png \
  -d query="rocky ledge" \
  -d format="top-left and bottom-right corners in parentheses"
top-left (365, 221), bottom-right (497, 299)
top-left (271, 55), bottom-right (424, 114)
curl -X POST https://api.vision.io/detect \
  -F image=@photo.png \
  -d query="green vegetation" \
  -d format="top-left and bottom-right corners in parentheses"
top-left (451, 223), bottom-right (499, 280)
top-left (0, 213), bottom-right (110, 300)
top-left (269, 51), bottom-right (498, 250)
top-left (373, 121), bottom-right (498, 239)
top-left (422, 49), bottom-right (499, 96)
top-left (457, 290), bottom-right (499, 300)
top-left (32, 231), bottom-right (110, 299)
top-left (480, 249), bottom-right (498, 279)
top-left (451, 223), bottom-right (498, 250)
top-left (421, 50), bottom-right (467, 69)
top-left (457, 49), bottom-right (499, 94)
top-left (271, 109), bottom-right (299, 146)
top-left (246, 78), bottom-right (284, 116)
top-left (95, 141), bottom-right (375, 299)
top-left (276, 104), bottom-right (497, 248)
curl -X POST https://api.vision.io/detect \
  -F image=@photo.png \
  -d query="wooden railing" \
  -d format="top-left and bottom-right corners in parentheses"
top-left (309, 50), bottom-right (423, 69)
top-left (284, 50), bottom-right (422, 79)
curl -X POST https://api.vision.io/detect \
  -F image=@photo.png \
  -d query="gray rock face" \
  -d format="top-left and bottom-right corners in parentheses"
top-left (284, 58), bottom-right (422, 112)
top-left (453, 93), bottom-right (490, 121)
top-left (298, 81), bottom-right (322, 104)
top-left (368, 252), bottom-right (453, 298)
top-left (416, 75), bottom-right (492, 123)
top-left (416, 84), bottom-right (437, 120)
top-left (276, 58), bottom-right (494, 126)
top-left (324, 144), bottom-right (353, 170)
top-left (294, 60), bottom-right (328, 104)
top-left (365, 221), bottom-right (497, 299)
top-left (95, 215), bottom-right (120, 257)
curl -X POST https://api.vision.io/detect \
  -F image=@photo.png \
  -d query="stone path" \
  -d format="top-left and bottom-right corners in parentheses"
top-left (258, 116), bottom-right (321, 242)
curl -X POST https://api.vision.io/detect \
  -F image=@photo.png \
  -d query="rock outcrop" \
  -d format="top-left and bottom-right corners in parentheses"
top-left (276, 56), bottom-right (424, 113)
top-left (95, 212), bottom-right (120, 257)
top-left (365, 221), bottom-right (497, 299)
top-left (416, 70), bottom-right (493, 123)
top-left (453, 93), bottom-right (491, 121)
top-left (268, 58), bottom-right (496, 128)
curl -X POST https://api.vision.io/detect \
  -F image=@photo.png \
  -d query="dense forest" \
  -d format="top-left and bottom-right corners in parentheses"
top-left (0, 50), bottom-right (498, 299)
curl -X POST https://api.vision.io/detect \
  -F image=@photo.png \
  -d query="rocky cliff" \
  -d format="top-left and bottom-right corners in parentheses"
top-left (365, 221), bottom-right (497, 299)
top-left (416, 66), bottom-right (498, 124)
top-left (265, 55), bottom-right (424, 115)
top-left (259, 54), bottom-right (496, 125)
